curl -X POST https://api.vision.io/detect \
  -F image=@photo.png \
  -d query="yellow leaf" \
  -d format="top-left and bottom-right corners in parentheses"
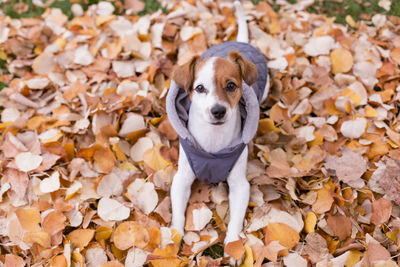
top-left (365, 106), bottom-right (378, 117)
top-left (305, 212), bottom-right (317, 233)
top-left (119, 161), bottom-right (138, 171)
top-left (341, 88), bottom-right (361, 106)
top-left (95, 225), bottom-right (113, 241)
top-left (345, 15), bottom-right (356, 27)
top-left (67, 229), bottom-right (95, 250)
top-left (308, 131), bottom-right (323, 147)
top-left (312, 187), bottom-right (334, 214)
top-left (170, 228), bottom-right (182, 246)
top-left (23, 231), bottom-right (51, 248)
top-left (72, 250), bottom-right (84, 267)
top-left (143, 144), bottom-right (172, 172)
top-left (112, 143), bottom-right (126, 161)
top-left (331, 49), bottom-right (353, 74)
top-left (240, 244), bottom-right (254, 267)
top-left (345, 250), bottom-right (363, 267)
top-left (27, 116), bottom-right (43, 130)
top-left (265, 223), bottom-right (300, 249)
top-left (258, 118), bottom-right (280, 134)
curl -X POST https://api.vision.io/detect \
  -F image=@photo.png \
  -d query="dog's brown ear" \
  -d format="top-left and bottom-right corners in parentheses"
top-left (228, 51), bottom-right (258, 86)
top-left (172, 56), bottom-right (201, 92)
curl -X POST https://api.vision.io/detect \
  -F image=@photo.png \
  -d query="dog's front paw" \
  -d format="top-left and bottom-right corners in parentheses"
top-left (224, 236), bottom-right (244, 266)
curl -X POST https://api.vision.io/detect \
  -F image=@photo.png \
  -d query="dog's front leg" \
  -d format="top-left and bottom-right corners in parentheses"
top-left (170, 145), bottom-right (196, 236)
top-left (225, 147), bottom-right (249, 245)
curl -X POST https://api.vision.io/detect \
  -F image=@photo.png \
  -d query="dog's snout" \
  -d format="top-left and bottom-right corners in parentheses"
top-left (211, 105), bottom-right (226, 119)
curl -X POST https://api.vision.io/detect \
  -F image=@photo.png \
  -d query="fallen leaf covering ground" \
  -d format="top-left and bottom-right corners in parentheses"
top-left (1, 0), bottom-right (400, 266)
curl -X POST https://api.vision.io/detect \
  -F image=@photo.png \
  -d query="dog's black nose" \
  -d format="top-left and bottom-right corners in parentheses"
top-left (211, 105), bottom-right (226, 119)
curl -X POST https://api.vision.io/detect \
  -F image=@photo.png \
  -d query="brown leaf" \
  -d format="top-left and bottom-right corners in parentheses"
top-left (370, 198), bottom-right (392, 225)
top-left (324, 147), bottom-right (367, 183)
top-left (158, 118), bottom-right (178, 140)
top-left (5, 254), bottom-right (25, 267)
top-left (154, 196), bottom-right (172, 223)
top-left (304, 233), bottom-right (329, 264)
top-left (377, 157), bottom-right (400, 205)
top-left (363, 242), bottom-right (391, 267)
top-left (326, 214), bottom-right (352, 240)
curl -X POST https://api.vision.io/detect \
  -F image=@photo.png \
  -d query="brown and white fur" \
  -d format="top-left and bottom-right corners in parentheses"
top-left (170, 1), bottom-right (269, 263)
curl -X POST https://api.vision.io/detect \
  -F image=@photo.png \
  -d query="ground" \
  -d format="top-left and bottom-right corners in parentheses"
top-left (0, 0), bottom-right (400, 266)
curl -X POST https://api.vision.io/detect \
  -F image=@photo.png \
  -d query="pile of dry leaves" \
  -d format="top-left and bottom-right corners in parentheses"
top-left (1, 0), bottom-right (400, 266)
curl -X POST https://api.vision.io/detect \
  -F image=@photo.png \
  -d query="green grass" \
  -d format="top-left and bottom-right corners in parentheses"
top-left (307, 0), bottom-right (400, 25)
top-left (203, 244), bottom-right (224, 259)
top-left (252, 0), bottom-right (400, 24)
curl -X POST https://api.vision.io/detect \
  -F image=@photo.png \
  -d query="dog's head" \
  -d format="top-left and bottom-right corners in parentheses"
top-left (172, 51), bottom-right (258, 125)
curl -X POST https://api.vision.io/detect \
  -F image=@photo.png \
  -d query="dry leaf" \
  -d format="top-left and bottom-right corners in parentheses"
top-left (340, 118), bottom-right (367, 139)
top-left (304, 211), bottom-right (317, 233)
top-left (326, 214), bottom-right (352, 240)
top-left (113, 221), bottom-right (149, 250)
top-left (224, 239), bottom-right (245, 261)
top-left (330, 49), bottom-right (353, 74)
top-left (185, 203), bottom-right (212, 231)
top-left (283, 253), bottom-right (307, 267)
top-left (370, 198), bottom-right (392, 225)
top-left (324, 147), bottom-right (367, 183)
top-left (312, 187), bottom-right (334, 214)
top-left (265, 222), bottom-right (300, 248)
top-left (5, 254), bottom-right (25, 267)
top-left (15, 152), bottom-right (43, 172)
top-left (97, 197), bottom-right (130, 221)
top-left (126, 179), bottom-right (158, 215)
top-left (39, 171), bottom-right (60, 193)
top-left (67, 229), bottom-right (95, 250)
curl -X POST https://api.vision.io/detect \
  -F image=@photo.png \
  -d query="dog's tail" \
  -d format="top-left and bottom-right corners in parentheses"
top-left (234, 1), bottom-right (248, 43)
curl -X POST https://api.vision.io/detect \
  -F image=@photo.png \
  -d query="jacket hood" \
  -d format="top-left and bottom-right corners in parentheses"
top-left (166, 79), bottom-right (260, 151)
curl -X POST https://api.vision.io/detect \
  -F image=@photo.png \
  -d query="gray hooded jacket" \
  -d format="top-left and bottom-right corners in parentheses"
top-left (166, 42), bottom-right (268, 183)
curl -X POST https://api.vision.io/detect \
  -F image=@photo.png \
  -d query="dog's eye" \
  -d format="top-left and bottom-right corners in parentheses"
top-left (195, 84), bottom-right (206, 93)
top-left (226, 82), bottom-right (237, 92)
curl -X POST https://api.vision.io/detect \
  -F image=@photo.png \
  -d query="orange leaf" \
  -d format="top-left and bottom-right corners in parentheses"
top-left (265, 222), bottom-right (300, 249)
top-left (224, 239), bottom-right (245, 261)
top-left (67, 229), bottom-right (95, 250)
top-left (16, 208), bottom-right (41, 232)
top-left (113, 221), bottom-right (149, 250)
top-left (94, 146), bottom-right (116, 173)
top-left (312, 187), bottom-right (334, 214)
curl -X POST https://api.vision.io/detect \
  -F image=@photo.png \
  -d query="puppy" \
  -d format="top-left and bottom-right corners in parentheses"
top-left (167, 0), bottom-right (269, 256)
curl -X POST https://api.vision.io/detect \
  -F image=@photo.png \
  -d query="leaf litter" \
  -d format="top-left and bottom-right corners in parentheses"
top-left (0, 0), bottom-right (400, 266)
